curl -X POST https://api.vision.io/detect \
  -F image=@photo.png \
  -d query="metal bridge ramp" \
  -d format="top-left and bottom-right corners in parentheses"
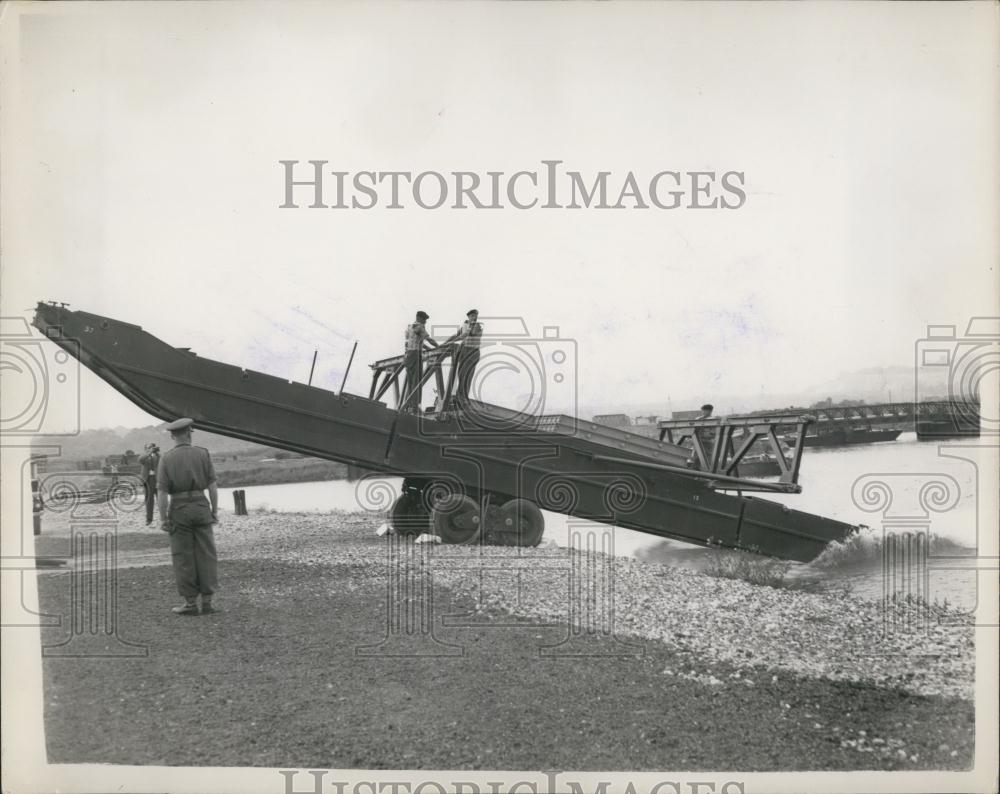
top-left (443, 400), bottom-right (691, 467)
top-left (31, 302), bottom-right (859, 562)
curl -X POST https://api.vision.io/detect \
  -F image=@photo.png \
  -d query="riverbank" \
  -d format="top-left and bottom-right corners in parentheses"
top-left (35, 508), bottom-right (975, 770)
top-left (40, 455), bottom-right (358, 491)
top-left (215, 457), bottom-right (353, 487)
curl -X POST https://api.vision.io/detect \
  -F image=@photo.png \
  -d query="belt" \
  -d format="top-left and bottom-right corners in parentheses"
top-left (170, 489), bottom-right (205, 499)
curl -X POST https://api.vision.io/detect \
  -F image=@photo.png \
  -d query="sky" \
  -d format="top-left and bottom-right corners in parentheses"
top-left (2, 2), bottom-right (998, 431)
top-left (2, 6), bottom-right (999, 793)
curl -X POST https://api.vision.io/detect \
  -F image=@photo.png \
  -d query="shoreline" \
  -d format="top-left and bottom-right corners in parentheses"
top-left (33, 507), bottom-right (976, 770)
top-left (34, 507), bottom-right (976, 700)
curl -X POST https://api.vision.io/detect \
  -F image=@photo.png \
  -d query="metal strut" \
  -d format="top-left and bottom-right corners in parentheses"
top-left (657, 413), bottom-right (813, 487)
top-left (370, 345), bottom-right (464, 414)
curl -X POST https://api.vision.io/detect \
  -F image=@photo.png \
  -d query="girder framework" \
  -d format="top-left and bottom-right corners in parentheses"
top-left (657, 413), bottom-right (812, 488)
top-left (369, 346), bottom-right (461, 414)
top-left (748, 401), bottom-right (981, 432)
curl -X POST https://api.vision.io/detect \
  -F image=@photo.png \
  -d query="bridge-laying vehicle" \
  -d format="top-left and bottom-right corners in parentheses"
top-left (32, 302), bottom-right (857, 561)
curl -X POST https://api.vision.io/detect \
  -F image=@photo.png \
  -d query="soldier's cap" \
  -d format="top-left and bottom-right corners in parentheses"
top-left (700, 404), bottom-right (714, 412)
top-left (416, 311), bottom-right (429, 320)
top-left (164, 417), bottom-right (195, 433)
top-left (467, 309), bottom-right (478, 316)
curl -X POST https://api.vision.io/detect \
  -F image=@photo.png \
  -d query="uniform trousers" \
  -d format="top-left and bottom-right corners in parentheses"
top-left (143, 478), bottom-right (157, 523)
top-left (403, 349), bottom-right (422, 412)
top-left (168, 491), bottom-right (218, 599)
top-left (169, 522), bottom-right (218, 598)
top-left (455, 348), bottom-right (480, 405)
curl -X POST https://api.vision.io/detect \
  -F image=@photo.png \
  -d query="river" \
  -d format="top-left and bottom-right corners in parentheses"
top-left (218, 433), bottom-right (994, 613)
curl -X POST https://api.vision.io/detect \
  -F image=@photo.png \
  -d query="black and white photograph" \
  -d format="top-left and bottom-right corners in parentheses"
top-left (1, 3), bottom-right (998, 793)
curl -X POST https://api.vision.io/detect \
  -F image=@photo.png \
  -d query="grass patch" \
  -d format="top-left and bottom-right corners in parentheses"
top-left (704, 550), bottom-right (793, 589)
top-left (215, 459), bottom-right (350, 487)
top-left (884, 592), bottom-right (974, 625)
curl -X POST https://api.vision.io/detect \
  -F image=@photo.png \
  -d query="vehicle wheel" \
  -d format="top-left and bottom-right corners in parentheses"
top-left (432, 494), bottom-right (481, 545)
top-left (499, 498), bottom-right (545, 547)
top-left (390, 491), bottom-right (430, 537)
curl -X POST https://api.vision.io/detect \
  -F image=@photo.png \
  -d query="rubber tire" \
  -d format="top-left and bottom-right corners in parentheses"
top-left (390, 491), bottom-right (430, 537)
top-left (432, 494), bottom-right (481, 545)
top-left (499, 498), bottom-right (545, 547)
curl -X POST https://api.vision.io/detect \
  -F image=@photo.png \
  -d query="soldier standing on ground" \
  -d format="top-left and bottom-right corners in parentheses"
top-left (137, 443), bottom-right (160, 526)
top-left (402, 311), bottom-right (438, 413)
top-left (157, 418), bottom-right (220, 616)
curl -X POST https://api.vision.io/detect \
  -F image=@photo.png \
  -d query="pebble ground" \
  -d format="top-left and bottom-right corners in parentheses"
top-left (33, 505), bottom-right (977, 770)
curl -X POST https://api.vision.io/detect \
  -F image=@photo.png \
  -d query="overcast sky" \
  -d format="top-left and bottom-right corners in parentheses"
top-left (2, 2), bottom-right (997, 430)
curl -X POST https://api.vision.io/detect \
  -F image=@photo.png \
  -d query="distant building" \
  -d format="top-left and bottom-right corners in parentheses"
top-left (592, 413), bottom-right (632, 429)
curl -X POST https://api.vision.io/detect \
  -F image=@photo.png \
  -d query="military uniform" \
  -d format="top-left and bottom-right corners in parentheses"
top-left (157, 419), bottom-right (219, 610)
top-left (454, 316), bottom-right (483, 405)
top-left (137, 447), bottom-right (160, 524)
top-left (403, 314), bottom-right (431, 413)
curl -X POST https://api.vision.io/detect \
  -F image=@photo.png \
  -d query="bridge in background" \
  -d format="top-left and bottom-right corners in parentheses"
top-left (743, 400), bottom-right (981, 441)
top-left (596, 400), bottom-right (982, 445)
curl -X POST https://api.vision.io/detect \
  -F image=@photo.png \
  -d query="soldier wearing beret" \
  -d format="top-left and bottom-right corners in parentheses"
top-left (402, 310), bottom-right (438, 413)
top-left (157, 418), bottom-right (220, 615)
top-left (443, 309), bottom-right (483, 408)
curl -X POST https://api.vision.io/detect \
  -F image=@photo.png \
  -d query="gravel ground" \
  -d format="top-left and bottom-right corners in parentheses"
top-left (37, 556), bottom-right (975, 771)
top-left (35, 499), bottom-right (979, 769)
top-left (37, 503), bottom-right (975, 705)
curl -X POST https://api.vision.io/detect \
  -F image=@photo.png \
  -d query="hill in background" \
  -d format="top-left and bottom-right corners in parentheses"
top-left (32, 424), bottom-right (267, 464)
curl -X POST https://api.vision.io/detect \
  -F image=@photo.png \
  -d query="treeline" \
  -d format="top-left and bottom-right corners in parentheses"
top-left (33, 425), bottom-right (267, 465)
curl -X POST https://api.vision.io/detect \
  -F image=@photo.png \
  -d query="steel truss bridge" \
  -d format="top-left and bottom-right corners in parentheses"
top-left (738, 400), bottom-right (981, 439)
